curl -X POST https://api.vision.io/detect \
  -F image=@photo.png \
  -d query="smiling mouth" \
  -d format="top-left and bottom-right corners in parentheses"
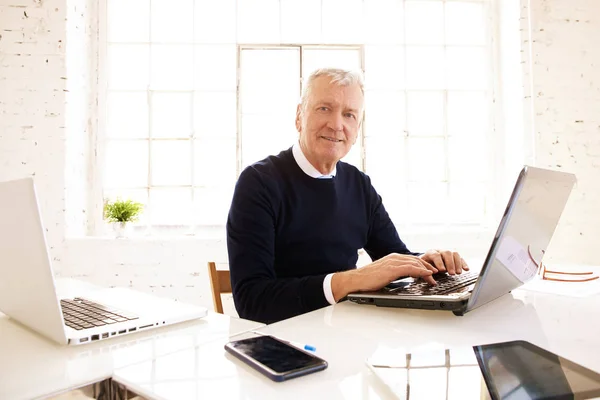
top-left (321, 136), bottom-right (343, 143)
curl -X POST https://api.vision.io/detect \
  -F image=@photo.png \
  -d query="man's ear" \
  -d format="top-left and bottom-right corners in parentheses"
top-left (358, 110), bottom-right (365, 130)
top-left (295, 104), bottom-right (302, 133)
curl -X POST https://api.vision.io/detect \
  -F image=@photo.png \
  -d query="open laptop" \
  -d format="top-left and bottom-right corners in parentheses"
top-left (0, 177), bottom-right (207, 345)
top-left (348, 166), bottom-right (576, 316)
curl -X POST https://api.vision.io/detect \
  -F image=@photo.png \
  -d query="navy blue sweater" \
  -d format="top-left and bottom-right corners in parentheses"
top-left (226, 147), bottom-right (416, 324)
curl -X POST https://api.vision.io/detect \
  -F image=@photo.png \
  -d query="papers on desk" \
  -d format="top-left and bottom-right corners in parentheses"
top-left (521, 271), bottom-right (600, 297)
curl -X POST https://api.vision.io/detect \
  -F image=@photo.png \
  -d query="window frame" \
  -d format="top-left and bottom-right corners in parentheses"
top-left (93, 0), bottom-right (505, 238)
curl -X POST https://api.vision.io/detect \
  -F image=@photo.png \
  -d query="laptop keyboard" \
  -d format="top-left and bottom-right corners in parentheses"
top-left (386, 270), bottom-right (479, 295)
top-left (60, 297), bottom-right (139, 331)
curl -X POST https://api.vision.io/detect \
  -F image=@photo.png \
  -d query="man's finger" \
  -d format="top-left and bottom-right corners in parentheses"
top-left (441, 250), bottom-right (456, 275)
top-left (419, 258), bottom-right (438, 273)
top-left (410, 266), bottom-right (436, 285)
top-left (427, 252), bottom-right (445, 272)
top-left (461, 257), bottom-right (470, 271)
top-left (453, 252), bottom-right (462, 274)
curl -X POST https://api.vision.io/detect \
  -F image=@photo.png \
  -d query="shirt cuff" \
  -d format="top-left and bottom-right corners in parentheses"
top-left (323, 273), bottom-right (336, 305)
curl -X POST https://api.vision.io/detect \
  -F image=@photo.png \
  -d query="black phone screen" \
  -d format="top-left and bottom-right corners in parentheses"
top-left (227, 335), bottom-right (325, 374)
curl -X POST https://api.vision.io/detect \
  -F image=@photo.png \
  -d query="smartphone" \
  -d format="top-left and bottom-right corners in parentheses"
top-left (224, 335), bottom-right (328, 382)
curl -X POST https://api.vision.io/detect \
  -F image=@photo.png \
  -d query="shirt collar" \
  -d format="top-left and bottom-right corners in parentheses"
top-left (292, 143), bottom-right (337, 179)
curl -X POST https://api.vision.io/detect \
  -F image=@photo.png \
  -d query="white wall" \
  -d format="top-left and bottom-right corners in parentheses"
top-left (0, 0), bottom-right (67, 267)
top-left (524, 0), bottom-right (600, 263)
top-left (1, 0), bottom-right (599, 314)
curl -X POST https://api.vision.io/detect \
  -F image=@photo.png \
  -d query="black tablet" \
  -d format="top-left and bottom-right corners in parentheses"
top-left (474, 340), bottom-right (600, 400)
top-left (368, 340), bottom-right (600, 399)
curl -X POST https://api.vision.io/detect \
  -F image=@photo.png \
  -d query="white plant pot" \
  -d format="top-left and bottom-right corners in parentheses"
top-left (112, 222), bottom-right (132, 238)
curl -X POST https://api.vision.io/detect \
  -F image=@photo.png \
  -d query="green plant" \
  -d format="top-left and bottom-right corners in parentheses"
top-left (103, 198), bottom-right (144, 223)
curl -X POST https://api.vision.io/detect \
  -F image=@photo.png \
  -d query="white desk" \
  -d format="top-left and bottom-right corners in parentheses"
top-left (113, 288), bottom-right (600, 399)
top-left (0, 307), bottom-right (263, 399)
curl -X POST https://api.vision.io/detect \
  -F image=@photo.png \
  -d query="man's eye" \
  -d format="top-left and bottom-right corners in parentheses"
top-left (317, 107), bottom-right (329, 111)
top-left (345, 113), bottom-right (356, 119)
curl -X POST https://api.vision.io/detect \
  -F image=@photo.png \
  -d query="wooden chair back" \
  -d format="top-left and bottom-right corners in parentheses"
top-left (207, 261), bottom-right (232, 314)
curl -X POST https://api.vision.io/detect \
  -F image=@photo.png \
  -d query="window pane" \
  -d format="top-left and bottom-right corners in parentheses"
top-left (406, 46), bottom-right (445, 89)
top-left (237, 0), bottom-right (280, 44)
top-left (280, 0), bottom-right (321, 44)
top-left (446, 47), bottom-right (488, 90)
top-left (364, 46), bottom-right (404, 90)
top-left (194, 91), bottom-right (237, 139)
top-left (194, 187), bottom-right (233, 226)
top-left (364, 0), bottom-right (404, 44)
top-left (108, 45), bottom-right (149, 90)
top-left (241, 114), bottom-right (297, 168)
top-left (151, 0), bottom-right (193, 43)
top-left (407, 182), bottom-right (448, 224)
top-left (194, 138), bottom-right (237, 187)
top-left (194, 45), bottom-right (237, 91)
top-left (377, 183), bottom-right (408, 228)
top-left (107, 0), bottom-right (149, 43)
top-left (448, 136), bottom-right (487, 182)
top-left (450, 347), bottom-right (478, 365)
top-left (342, 142), bottom-right (362, 170)
top-left (447, 91), bottom-right (488, 138)
top-left (445, 2), bottom-right (486, 46)
top-left (406, 91), bottom-right (444, 137)
top-left (104, 141), bottom-right (148, 188)
top-left (240, 49), bottom-right (300, 115)
top-left (449, 183), bottom-right (486, 224)
top-left (150, 188), bottom-right (192, 225)
top-left (448, 367), bottom-right (484, 400)
top-left (302, 48), bottom-right (362, 80)
top-left (194, 0), bottom-right (236, 44)
top-left (322, 0), bottom-right (364, 44)
top-left (365, 135), bottom-right (405, 182)
top-left (151, 92), bottom-right (192, 139)
top-left (407, 137), bottom-right (445, 181)
top-left (405, 1), bottom-right (444, 45)
top-left (107, 92), bottom-right (148, 139)
top-left (151, 141), bottom-right (191, 186)
top-left (364, 90), bottom-right (406, 138)
top-left (151, 45), bottom-right (194, 90)
top-left (410, 349), bottom-right (446, 367)
top-left (410, 368), bottom-right (448, 398)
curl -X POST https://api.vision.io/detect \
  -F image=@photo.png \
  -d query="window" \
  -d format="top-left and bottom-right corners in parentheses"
top-left (99, 0), bottom-right (497, 236)
top-left (239, 45), bottom-right (363, 170)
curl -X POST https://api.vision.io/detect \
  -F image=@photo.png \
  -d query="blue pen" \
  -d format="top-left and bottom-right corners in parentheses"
top-left (251, 331), bottom-right (317, 352)
top-left (285, 339), bottom-right (317, 352)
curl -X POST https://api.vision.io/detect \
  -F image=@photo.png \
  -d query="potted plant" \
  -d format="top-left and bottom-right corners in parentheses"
top-left (103, 198), bottom-right (144, 238)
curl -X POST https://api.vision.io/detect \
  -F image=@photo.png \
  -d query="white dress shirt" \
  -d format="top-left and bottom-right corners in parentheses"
top-left (291, 143), bottom-right (338, 305)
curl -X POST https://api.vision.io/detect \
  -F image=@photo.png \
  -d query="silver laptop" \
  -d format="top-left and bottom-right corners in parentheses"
top-left (0, 177), bottom-right (207, 345)
top-left (348, 166), bottom-right (576, 316)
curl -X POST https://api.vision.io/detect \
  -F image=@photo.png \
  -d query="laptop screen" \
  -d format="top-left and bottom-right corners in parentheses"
top-left (466, 166), bottom-right (576, 312)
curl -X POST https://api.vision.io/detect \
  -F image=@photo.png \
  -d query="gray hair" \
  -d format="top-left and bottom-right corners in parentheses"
top-left (299, 68), bottom-right (365, 116)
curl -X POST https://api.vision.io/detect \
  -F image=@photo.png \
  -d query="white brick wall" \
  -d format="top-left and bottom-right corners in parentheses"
top-left (1, 0), bottom-right (599, 317)
top-left (0, 0), bottom-right (66, 266)
top-left (524, 0), bottom-right (600, 264)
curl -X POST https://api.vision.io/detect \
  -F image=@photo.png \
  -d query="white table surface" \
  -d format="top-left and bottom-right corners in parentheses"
top-left (113, 288), bottom-right (600, 399)
top-left (0, 280), bottom-right (264, 400)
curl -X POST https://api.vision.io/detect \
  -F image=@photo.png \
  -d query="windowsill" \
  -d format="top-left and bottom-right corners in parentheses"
top-left (65, 226), bottom-right (495, 248)
top-left (65, 234), bottom-right (227, 242)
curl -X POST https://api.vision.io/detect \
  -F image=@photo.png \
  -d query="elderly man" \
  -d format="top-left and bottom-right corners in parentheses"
top-left (227, 68), bottom-right (468, 324)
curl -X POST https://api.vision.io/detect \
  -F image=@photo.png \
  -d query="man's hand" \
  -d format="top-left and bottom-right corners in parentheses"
top-left (420, 249), bottom-right (469, 275)
top-left (331, 253), bottom-right (437, 302)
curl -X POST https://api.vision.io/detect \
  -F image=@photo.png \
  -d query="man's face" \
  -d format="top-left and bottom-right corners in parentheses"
top-left (295, 76), bottom-right (363, 168)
